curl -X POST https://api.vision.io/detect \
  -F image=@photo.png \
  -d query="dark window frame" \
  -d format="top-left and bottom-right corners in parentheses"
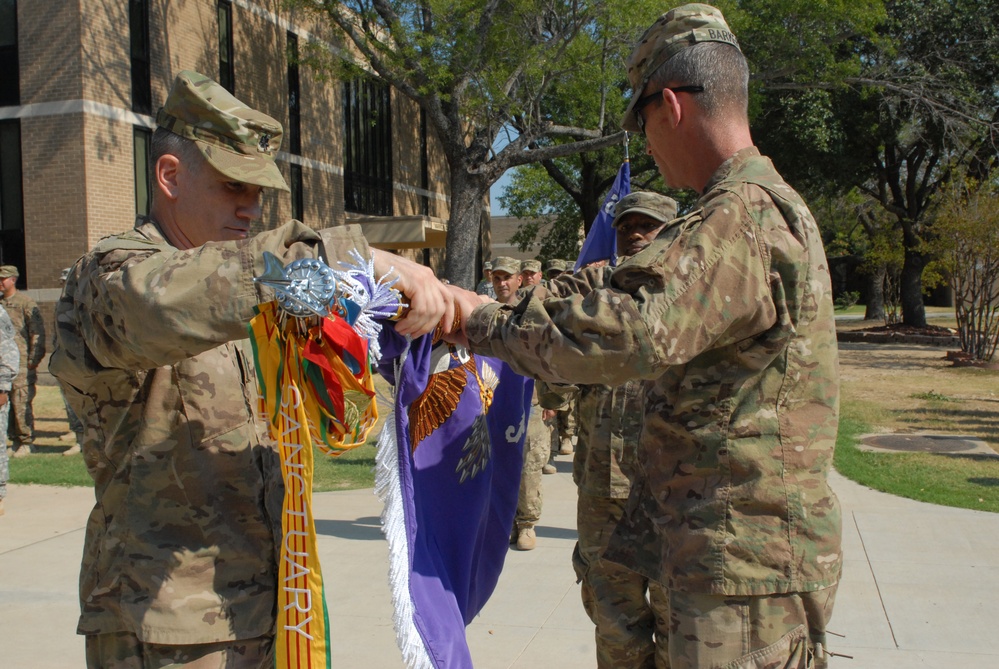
top-left (343, 78), bottom-right (393, 217)
top-left (287, 31), bottom-right (301, 155)
top-left (419, 107), bottom-right (430, 216)
top-left (0, 0), bottom-right (20, 107)
top-left (0, 119), bottom-right (26, 283)
top-left (133, 126), bottom-right (152, 216)
top-left (290, 163), bottom-right (304, 222)
top-left (129, 0), bottom-right (152, 114)
top-left (218, 0), bottom-right (235, 93)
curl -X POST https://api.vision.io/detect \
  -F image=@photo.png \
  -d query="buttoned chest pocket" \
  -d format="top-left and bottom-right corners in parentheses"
top-left (175, 343), bottom-right (253, 445)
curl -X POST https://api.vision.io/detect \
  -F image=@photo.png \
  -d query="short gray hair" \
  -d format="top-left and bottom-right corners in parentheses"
top-left (150, 127), bottom-right (205, 175)
top-left (648, 42), bottom-right (749, 120)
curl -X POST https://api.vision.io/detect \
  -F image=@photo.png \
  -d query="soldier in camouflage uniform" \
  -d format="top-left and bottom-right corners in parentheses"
top-left (544, 258), bottom-right (567, 282)
top-left (475, 260), bottom-right (497, 298)
top-left (49, 70), bottom-right (451, 668)
top-left (544, 257), bottom-right (579, 457)
top-left (520, 258), bottom-right (543, 287)
top-left (0, 265), bottom-right (45, 457)
top-left (492, 256), bottom-right (548, 551)
top-left (448, 5), bottom-right (841, 667)
top-left (0, 305), bottom-right (19, 516)
top-left (538, 192), bottom-right (677, 668)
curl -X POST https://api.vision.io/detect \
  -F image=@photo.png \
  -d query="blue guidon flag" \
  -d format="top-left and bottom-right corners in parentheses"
top-left (574, 159), bottom-right (631, 271)
top-left (376, 327), bottom-right (532, 668)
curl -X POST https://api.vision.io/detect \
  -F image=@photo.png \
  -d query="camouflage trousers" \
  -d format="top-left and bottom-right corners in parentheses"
top-left (573, 493), bottom-right (670, 669)
top-left (554, 397), bottom-right (578, 451)
top-left (661, 586), bottom-right (837, 669)
top-left (517, 406), bottom-right (550, 528)
top-left (85, 631), bottom-right (273, 669)
top-left (0, 401), bottom-right (9, 499)
top-left (8, 370), bottom-right (36, 449)
top-left (62, 387), bottom-right (84, 435)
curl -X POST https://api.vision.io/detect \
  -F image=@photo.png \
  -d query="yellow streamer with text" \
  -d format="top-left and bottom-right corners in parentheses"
top-left (249, 301), bottom-right (379, 669)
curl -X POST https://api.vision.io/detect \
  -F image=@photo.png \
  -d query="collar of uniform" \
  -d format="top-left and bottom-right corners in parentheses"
top-left (133, 215), bottom-right (172, 246)
top-left (701, 146), bottom-right (762, 195)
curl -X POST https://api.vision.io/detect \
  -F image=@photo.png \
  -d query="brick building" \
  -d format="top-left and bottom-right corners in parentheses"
top-left (0, 0), bottom-right (453, 319)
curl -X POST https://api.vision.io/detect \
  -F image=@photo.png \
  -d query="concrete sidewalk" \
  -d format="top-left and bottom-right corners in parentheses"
top-left (2, 461), bottom-right (998, 668)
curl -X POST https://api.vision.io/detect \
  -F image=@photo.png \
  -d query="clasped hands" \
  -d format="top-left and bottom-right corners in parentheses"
top-left (371, 249), bottom-right (492, 343)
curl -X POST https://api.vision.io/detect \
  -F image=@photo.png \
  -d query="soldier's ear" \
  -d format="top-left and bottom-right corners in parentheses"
top-left (154, 154), bottom-right (182, 202)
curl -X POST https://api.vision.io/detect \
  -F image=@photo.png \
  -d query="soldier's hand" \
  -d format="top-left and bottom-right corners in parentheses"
top-left (0, 391), bottom-right (7, 408)
top-left (371, 249), bottom-right (453, 338)
top-left (442, 284), bottom-right (491, 347)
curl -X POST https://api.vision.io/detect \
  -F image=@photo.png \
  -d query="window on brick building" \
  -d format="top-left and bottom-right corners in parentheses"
top-left (419, 108), bottom-right (430, 216)
top-left (343, 77), bottom-right (392, 216)
top-left (0, 0), bottom-right (19, 107)
top-left (129, 0), bottom-right (152, 114)
top-left (287, 31), bottom-right (301, 155)
top-left (218, 0), bottom-right (235, 94)
top-left (133, 126), bottom-right (151, 216)
top-left (290, 163), bottom-right (303, 222)
top-left (0, 120), bottom-right (25, 283)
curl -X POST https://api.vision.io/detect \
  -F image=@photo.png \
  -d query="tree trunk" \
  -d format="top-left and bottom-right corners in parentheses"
top-left (863, 267), bottom-right (886, 321)
top-left (899, 247), bottom-right (927, 328)
top-left (444, 167), bottom-right (490, 289)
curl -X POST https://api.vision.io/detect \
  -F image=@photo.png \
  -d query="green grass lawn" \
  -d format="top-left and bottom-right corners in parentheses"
top-left (10, 442), bottom-right (380, 491)
top-left (833, 413), bottom-right (999, 513)
top-left (10, 385), bottom-right (382, 492)
top-left (17, 352), bottom-right (999, 513)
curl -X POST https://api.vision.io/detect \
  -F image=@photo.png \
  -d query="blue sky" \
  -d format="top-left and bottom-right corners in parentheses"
top-left (490, 171), bottom-right (512, 216)
top-left (489, 126), bottom-right (518, 216)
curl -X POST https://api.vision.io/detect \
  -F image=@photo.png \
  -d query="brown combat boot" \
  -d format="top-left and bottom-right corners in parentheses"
top-left (515, 526), bottom-right (536, 551)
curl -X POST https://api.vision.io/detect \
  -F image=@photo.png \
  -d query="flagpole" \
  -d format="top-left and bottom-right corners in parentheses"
top-left (623, 131), bottom-right (630, 163)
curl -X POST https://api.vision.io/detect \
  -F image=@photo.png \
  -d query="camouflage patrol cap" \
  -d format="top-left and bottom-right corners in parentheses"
top-left (612, 191), bottom-right (679, 227)
top-left (157, 70), bottom-right (289, 190)
top-left (0, 265), bottom-right (19, 278)
top-left (483, 260), bottom-right (493, 271)
top-left (520, 259), bottom-right (542, 273)
top-left (621, 4), bottom-right (741, 132)
top-left (545, 258), bottom-right (567, 275)
top-left (491, 256), bottom-right (520, 275)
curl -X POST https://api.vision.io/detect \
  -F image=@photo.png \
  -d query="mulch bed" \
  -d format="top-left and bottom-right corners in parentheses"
top-left (837, 323), bottom-right (960, 347)
top-left (838, 323), bottom-right (999, 368)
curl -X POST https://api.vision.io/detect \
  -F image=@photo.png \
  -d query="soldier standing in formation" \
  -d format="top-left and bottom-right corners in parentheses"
top-left (50, 70), bottom-right (451, 668)
top-left (519, 259), bottom-right (543, 287)
top-left (542, 191), bottom-right (678, 667)
top-left (475, 260), bottom-right (496, 298)
top-left (0, 265), bottom-right (45, 457)
top-left (0, 304), bottom-right (19, 515)
top-left (542, 258), bottom-right (579, 458)
top-left (447, 5), bottom-right (842, 667)
top-left (490, 256), bottom-right (549, 551)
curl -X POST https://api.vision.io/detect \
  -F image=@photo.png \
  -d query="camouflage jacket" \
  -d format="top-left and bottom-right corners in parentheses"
top-left (536, 267), bottom-right (646, 499)
top-left (467, 148), bottom-right (842, 596)
top-left (0, 290), bottom-right (45, 379)
top-left (0, 305), bottom-right (19, 391)
top-left (49, 216), bottom-right (369, 644)
top-left (475, 279), bottom-right (496, 298)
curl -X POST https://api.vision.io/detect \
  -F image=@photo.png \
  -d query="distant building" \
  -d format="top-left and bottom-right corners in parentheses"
top-left (0, 0), bottom-right (455, 322)
top-left (489, 215), bottom-right (536, 263)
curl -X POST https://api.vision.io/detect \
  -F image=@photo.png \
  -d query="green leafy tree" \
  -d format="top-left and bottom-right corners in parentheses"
top-left (290, 0), bottom-right (654, 287)
top-left (499, 142), bottom-right (670, 263)
top-left (504, 0), bottom-right (887, 267)
top-left (926, 174), bottom-right (999, 361)
top-left (752, 0), bottom-right (999, 327)
top-left (496, 0), bottom-right (665, 260)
